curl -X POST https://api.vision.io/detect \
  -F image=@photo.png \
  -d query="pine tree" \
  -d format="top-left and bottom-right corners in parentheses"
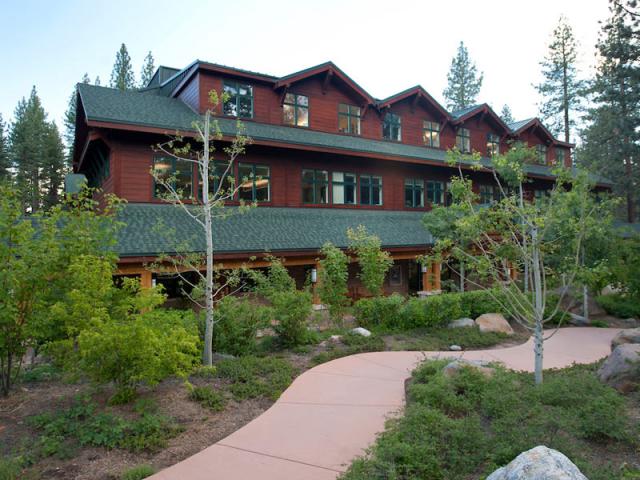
top-left (0, 114), bottom-right (10, 179)
top-left (443, 41), bottom-right (484, 111)
top-left (535, 16), bottom-right (585, 142)
top-left (42, 122), bottom-right (65, 209)
top-left (579, 2), bottom-right (640, 222)
top-left (109, 43), bottom-right (135, 91)
top-left (501, 105), bottom-right (515, 125)
top-left (94, 76), bottom-right (101, 86)
top-left (139, 51), bottom-right (155, 88)
top-left (63, 74), bottom-right (91, 165)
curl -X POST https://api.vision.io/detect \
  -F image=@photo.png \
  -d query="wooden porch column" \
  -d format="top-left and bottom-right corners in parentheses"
top-left (423, 264), bottom-right (433, 292)
top-left (140, 270), bottom-right (152, 289)
top-left (433, 262), bottom-right (441, 291)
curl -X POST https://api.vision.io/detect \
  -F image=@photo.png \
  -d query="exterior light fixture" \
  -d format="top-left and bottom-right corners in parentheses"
top-left (311, 268), bottom-right (318, 283)
top-left (421, 264), bottom-right (428, 273)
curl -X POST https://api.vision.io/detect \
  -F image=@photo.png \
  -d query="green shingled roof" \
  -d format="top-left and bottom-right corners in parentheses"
top-left (450, 104), bottom-right (483, 119)
top-left (116, 204), bottom-right (433, 257)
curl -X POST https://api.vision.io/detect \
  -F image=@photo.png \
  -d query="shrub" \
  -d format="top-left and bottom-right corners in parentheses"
top-left (401, 294), bottom-right (464, 329)
top-left (212, 296), bottom-right (270, 356)
top-left (121, 465), bottom-right (155, 480)
top-left (597, 294), bottom-right (640, 318)
top-left (192, 365), bottom-right (217, 378)
top-left (311, 333), bottom-right (385, 366)
top-left (0, 457), bottom-right (22, 480)
top-left (319, 242), bottom-right (350, 324)
top-left (271, 290), bottom-right (312, 347)
top-left (77, 310), bottom-right (200, 403)
top-left (354, 294), bottom-right (404, 328)
top-left (19, 364), bottom-right (60, 383)
top-left (215, 356), bottom-right (294, 401)
top-left (188, 385), bottom-right (226, 412)
top-left (457, 289), bottom-right (506, 319)
top-left (347, 225), bottom-right (394, 297)
top-left (254, 256), bottom-right (296, 301)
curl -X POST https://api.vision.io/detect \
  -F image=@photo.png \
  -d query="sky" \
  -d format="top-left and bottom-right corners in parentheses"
top-left (0, 0), bottom-right (611, 134)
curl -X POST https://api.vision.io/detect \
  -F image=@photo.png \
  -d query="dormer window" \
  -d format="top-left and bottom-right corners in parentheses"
top-left (283, 93), bottom-right (309, 127)
top-left (338, 104), bottom-right (361, 135)
top-left (487, 133), bottom-right (500, 157)
top-left (536, 145), bottom-right (547, 164)
top-left (456, 128), bottom-right (471, 153)
top-left (555, 147), bottom-right (565, 165)
top-left (223, 81), bottom-right (253, 118)
top-left (382, 113), bottom-right (401, 141)
top-left (423, 121), bottom-right (440, 148)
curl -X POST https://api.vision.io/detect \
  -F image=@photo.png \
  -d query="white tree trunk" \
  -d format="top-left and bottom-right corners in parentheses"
top-left (531, 226), bottom-right (544, 385)
top-left (459, 261), bottom-right (465, 293)
top-left (582, 284), bottom-right (589, 322)
top-left (202, 112), bottom-right (214, 366)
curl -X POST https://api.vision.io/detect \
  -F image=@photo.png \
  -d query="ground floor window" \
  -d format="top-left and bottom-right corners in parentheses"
top-left (404, 178), bottom-right (424, 208)
top-left (360, 175), bottom-right (383, 206)
top-left (238, 163), bottom-right (270, 202)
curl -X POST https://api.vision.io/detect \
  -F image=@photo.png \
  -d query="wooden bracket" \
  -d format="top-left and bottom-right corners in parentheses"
top-left (322, 70), bottom-right (334, 94)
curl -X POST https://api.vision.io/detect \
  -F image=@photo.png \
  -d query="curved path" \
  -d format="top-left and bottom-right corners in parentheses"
top-left (150, 327), bottom-right (619, 480)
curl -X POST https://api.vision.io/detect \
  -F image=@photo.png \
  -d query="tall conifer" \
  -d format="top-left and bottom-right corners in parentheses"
top-left (109, 43), bottom-right (135, 91)
top-left (443, 41), bottom-right (484, 111)
top-left (139, 51), bottom-right (155, 88)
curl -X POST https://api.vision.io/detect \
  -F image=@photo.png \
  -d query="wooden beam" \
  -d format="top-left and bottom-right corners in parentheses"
top-left (410, 92), bottom-right (420, 114)
top-left (360, 104), bottom-right (369, 120)
top-left (278, 86), bottom-right (290, 106)
top-left (140, 270), bottom-right (152, 289)
top-left (322, 70), bottom-right (334, 94)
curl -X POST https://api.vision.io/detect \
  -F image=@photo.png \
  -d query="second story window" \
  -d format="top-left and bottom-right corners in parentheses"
top-left (153, 156), bottom-right (193, 199)
top-left (238, 163), bottom-right (270, 202)
top-left (332, 172), bottom-right (356, 204)
top-left (360, 175), bottom-right (383, 206)
top-left (487, 133), bottom-right (500, 157)
top-left (405, 178), bottom-right (424, 208)
top-left (338, 104), bottom-right (361, 135)
top-left (223, 81), bottom-right (253, 118)
top-left (536, 145), bottom-right (548, 164)
top-left (555, 147), bottom-right (566, 165)
top-left (456, 128), bottom-right (471, 153)
top-left (302, 169), bottom-right (328, 204)
top-left (423, 121), bottom-right (440, 148)
top-left (283, 93), bottom-right (309, 127)
top-left (426, 181), bottom-right (445, 205)
top-left (382, 113), bottom-right (401, 141)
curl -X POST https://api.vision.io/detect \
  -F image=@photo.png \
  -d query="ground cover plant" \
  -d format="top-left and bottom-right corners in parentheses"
top-left (340, 360), bottom-right (639, 480)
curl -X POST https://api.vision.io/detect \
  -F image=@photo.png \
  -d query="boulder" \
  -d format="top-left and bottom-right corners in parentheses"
top-left (448, 318), bottom-right (475, 329)
top-left (351, 327), bottom-right (371, 337)
top-left (486, 446), bottom-right (588, 480)
top-left (567, 312), bottom-right (589, 326)
top-left (442, 359), bottom-right (495, 378)
top-left (475, 313), bottom-right (514, 335)
top-left (449, 344), bottom-right (462, 351)
top-left (611, 328), bottom-right (640, 350)
top-left (597, 344), bottom-right (640, 393)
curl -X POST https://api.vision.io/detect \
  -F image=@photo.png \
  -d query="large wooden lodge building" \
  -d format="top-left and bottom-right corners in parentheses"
top-left (72, 60), bottom-right (611, 301)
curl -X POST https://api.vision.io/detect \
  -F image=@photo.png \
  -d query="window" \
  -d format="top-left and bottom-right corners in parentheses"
top-left (405, 179), bottom-right (424, 208)
top-left (382, 113), bottom-right (401, 141)
top-left (534, 189), bottom-right (548, 202)
top-left (332, 172), bottom-right (356, 204)
top-left (238, 163), bottom-right (270, 202)
top-left (423, 121), bottom-right (440, 148)
top-left (338, 104), bottom-right (361, 135)
top-left (223, 81), bottom-right (253, 118)
top-left (555, 147), bottom-right (565, 165)
top-left (360, 175), bottom-right (382, 205)
top-left (153, 156), bottom-right (193, 199)
top-left (536, 144), bottom-right (547, 164)
top-left (479, 184), bottom-right (499, 204)
top-left (426, 181), bottom-right (445, 205)
top-left (302, 169), bottom-right (328, 204)
top-left (456, 128), bottom-right (471, 152)
top-left (283, 93), bottom-right (309, 127)
top-left (487, 133), bottom-right (500, 157)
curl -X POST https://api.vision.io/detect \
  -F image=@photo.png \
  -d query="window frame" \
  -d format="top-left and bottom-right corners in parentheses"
top-left (426, 180), bottom-right (445, 206)
top-left (486, 133), bottom-right (500, 157)
top-left (555, 147), bottom-right (566, 165)
top-left (422, 121), bottom-right (441, 148)
top-left (456, 127), bottom-right (471, 153)
top-left (382, 113), bottom-right (402, 141)
top-left (222, 81), bottom-right (254, 119)
top-left (238, 162), bottom-right (270, 202)
top-left (404, 178), bottom-right (424, 208)
top-left (359, 175), bottom-right (383, 206)
top-left (301, 169), bottom-right (329, 204)
top-left (536, 144), bottom-right (548, 165)
top-left (152, 156), bottom-right (193, 199)
top-left (283, 93), bottom-right (309, 127)
top-left (338, 104), bottom-right (361, 135)
top-left (331, 171), bottom-right (357, 205)
top-left (479, 184), bottom-right (500, 204)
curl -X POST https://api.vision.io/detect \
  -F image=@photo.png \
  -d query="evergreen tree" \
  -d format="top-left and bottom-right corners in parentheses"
top-left (500, 104), bottom-right (515, 125)
top-left (109, 43), bottom-right (135, 91)
top-left (94, 76), bottom-right (101, 86)
top-left (63, 74), bottom-right (91, 165)
top-left (0, 114), bottom-right (10, 179)
top-left (139, 51), bottom-right (155, 88)
top-left (535, 16), bottom-right (585, 142)
top-left (42, 122), bottom-right (65, 209)
top-left (579, 2), bottom-right (640, 222)
top-left (443, 41), bottom-right (484, 111)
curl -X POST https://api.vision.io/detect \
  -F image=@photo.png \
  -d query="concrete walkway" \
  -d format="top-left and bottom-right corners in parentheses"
top-left (150, 327), bottom-right (619, 480)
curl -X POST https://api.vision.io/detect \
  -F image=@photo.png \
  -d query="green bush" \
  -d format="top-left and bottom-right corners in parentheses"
top-left (188, 385), bottom-right (226, 412)
top-left (597, 294), bottom-right (640, 318)
top-left (215, 356), bottom-right (294, 401)
top-left (77, 309), bottom-right (200, 403)
top-left (212, 296), bottom-right (270, 356)
top-left (0, 457), bottom-right (22, 480)
top-left (271, 290), bottom-right (312, 347)
top-left (121, 465), bottom-right (155, 480)
top-left (354, 294), bottom-right (404, 328)
top-left (311, 333), bottom-right (385, 366)
top-left (19, 364), bottom-right (61, 383)
top-left (457, 289), bottom-right (506, 318)
top-left (401, 294), bottom-right (464, 329)
top-left (319, 242), bottom-right (350, 324)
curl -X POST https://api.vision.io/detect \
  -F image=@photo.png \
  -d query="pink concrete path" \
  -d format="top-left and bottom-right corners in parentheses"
top-left (149, 327), bottom-right (619, 480)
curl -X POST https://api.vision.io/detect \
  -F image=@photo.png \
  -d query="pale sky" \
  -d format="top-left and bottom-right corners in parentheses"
top-left (0, 0), bottom-right (611, 133)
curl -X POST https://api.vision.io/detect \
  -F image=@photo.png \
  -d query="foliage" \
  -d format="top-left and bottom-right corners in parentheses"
top-left (77, 309), bottom-right (200, 403)
top-left (354, 294), bottom-right (405, 329)
top-left (500, 104), bottom-right (515, 124)
top-left (347, 225), bottom-right (393, 297)
top-left (215, 356), bottom-right (294, 401)
top-left (110, 43), bottom-right (136, 91)
top-left (597, 294), bottom-right (640, 318)
top-left (311, 333), bottom-right (385, 366)
top-left (19, 364), bottom-right (61, 383)
top-left (212, 296), bottom-right (270, 356)
top-left (0, 457), bottom-right (22, 480)
top-left (443, 41), bottom-right (484, 111)
top-left (609, 236), bottom-right (640, 298)
top-left (187, 384), bottom-right (226, 412)
top-left (139, 51), bottom-right (155, 88)
top-left (253, 256), bottom-right (296, 301)
top-left (318, 242), bottom-right (350, 323)
top-left (121, 465), bottom-right (155, 480)
top-left (535, 15), bottom-right (585, 142)
top-left (191, 365), bottom-right (218, 378)
top-left (341, 361), bottom-right (636, 480)
top-left (271, 290), bottom-right (313, 347)
top-left (63, 73), bottom-right (93, 164)
top-left (0, 115), bottom-right (10, 179)
top-left (386, 326), bottom-right (511, 352)
top-left (28, 397), bottom-right (182, 458)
